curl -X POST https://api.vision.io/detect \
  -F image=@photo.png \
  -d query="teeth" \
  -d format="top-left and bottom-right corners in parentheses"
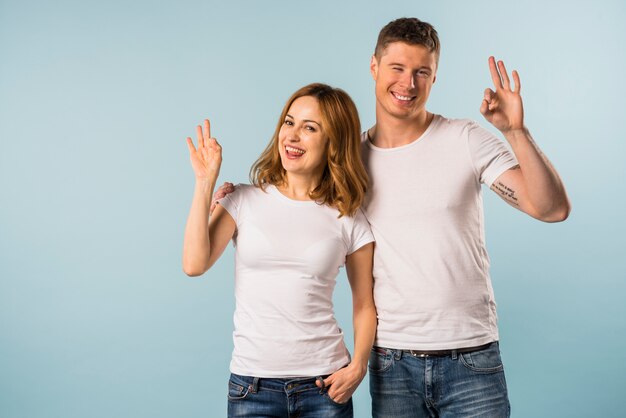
top-left (286, 146), bottom-right (305, 155)
top-left (393, 93), bottom-right (414, 101)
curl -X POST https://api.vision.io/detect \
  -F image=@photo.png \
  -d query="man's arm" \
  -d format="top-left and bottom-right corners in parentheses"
top-left (481, 57), bottom-right (571, 222)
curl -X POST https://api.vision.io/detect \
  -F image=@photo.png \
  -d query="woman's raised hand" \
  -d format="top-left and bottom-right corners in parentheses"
top-left (186, 119), bottom-right (222, 180)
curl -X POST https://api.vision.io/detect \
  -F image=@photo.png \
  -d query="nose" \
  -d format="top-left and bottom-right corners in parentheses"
top-left (400, 72), bottom-right (416, 90)
top-left (285, 126), bottom-right (300, 142)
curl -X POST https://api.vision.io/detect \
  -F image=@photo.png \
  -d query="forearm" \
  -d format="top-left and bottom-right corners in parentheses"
top-left (350, 302), bottom-right (377, 375)
top-left (182, 177), bottom-right (217, 276)
top-left (503, 127), bottom-right (571, 221)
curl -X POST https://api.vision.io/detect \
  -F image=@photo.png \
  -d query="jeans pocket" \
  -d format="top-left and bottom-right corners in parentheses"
top-left (323, 391), bottom-right (351, 406)
top-left (368, 346), bottom-right (393, 374)
top-left (459, 343), bottom-right (504, 373)
top-left (227, 379), bottom-right (251, 400)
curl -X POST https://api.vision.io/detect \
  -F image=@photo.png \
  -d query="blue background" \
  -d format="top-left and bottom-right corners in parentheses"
top-left (1, 0), bottom-right (624, 417)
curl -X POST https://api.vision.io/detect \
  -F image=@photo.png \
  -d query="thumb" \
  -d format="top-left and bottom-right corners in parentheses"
top-left (480, 89), bottom-right (494, 116)
top-left (480, 99), bottom-right (490, 116)
top-left (484, 88), bottom-right (495, 102)
top-left (186, 137), bottom-right (196, 153)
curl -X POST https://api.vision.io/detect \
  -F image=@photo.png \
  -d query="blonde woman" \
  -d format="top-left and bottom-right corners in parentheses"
top-left (183, 83), bottom-right (376, 417)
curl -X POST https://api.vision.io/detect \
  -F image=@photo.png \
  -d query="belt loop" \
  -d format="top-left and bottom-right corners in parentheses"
top-left (451, 350), bottom-right (458, 360)
top-left (394, 348), bottom-right (403, 360)
top-left (250, 377), bottom-right (259, 393)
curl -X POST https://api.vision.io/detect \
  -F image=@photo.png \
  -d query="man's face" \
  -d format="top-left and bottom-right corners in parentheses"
top-left (370, 42), bottom-right (437, 120)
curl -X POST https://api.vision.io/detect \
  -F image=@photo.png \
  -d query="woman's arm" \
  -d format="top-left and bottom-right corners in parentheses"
top-left (317, 242), bottom-right (376, 404)
top-left (182, 119), bottom-right (236, 276)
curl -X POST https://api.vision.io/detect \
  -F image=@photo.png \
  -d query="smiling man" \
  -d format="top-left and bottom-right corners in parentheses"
top-left (362, 18), bottom-right (570, 418)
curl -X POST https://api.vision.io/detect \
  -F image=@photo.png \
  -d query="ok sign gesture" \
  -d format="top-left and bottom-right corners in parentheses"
top-left (186, 119), bottom-right (223, 181)
top-left (480, 56), bottom-right (524, 134)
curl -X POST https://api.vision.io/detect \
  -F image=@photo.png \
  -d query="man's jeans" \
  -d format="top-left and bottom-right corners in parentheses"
top-left (369, 342), bottom-right (510, 418)
top-left (227, 373), bottom-right (353, 418)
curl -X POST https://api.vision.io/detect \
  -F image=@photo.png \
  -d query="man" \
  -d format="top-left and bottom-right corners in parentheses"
top-left (362, 18), bottom-right (569, 417)
top-left (213, 17), bottom-right (570, 417)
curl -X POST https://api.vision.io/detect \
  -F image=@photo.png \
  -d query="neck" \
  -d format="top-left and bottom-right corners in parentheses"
top-left (278, 172), bottom-right (323, 201)
top-left (370, 108), bottom-right (433, 148)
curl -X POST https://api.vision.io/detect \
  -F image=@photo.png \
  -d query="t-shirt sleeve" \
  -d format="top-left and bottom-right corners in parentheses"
top-left (466, 121), bottom-right (519, 187)
top-left (347, 209), bottom-right (375, 255)
top-left (217, 184), bottom-right (243, 224)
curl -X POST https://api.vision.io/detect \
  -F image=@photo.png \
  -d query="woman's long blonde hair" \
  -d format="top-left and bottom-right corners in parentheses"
top-left (250, 83), bottom-right (368, 217)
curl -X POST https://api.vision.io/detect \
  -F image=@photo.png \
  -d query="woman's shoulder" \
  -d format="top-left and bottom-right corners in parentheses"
top-left (233, 183), bottom-right (255, 193)
top-left (224, 183), bottom-right (271, 204)
top-left (229, 183), bottom-right (262, 196)
top-left (330, 207), bottom-right (369, 230)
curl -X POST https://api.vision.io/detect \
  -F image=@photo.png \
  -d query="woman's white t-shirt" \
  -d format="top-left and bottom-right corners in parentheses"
top-left (219, 184), bottom-right (374, 377)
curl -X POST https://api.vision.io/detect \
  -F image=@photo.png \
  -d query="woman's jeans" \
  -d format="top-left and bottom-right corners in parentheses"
top-left (227, 372), bottom-right (353, 418)
top-left (369, 342), bottom-right (510, 418)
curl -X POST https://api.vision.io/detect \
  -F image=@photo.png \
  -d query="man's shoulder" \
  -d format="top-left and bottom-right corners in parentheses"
top-left (360, 131), bottom-right (373, 155)
top-left (433, 114), bottom-right (478, 130)
top-left (429, 115), bottom-right (491, 144)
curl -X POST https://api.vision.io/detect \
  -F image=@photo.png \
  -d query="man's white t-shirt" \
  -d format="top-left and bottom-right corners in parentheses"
top-left (361, 115), bottom-right (518, 350)
top-left (219, 184), bottom-right (374, 377)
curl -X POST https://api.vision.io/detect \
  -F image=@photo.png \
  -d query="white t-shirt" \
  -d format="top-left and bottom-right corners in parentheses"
top-left (361, 115), bottom-right (518, 350)
top-left (219, 184), bottom-right (374, 377)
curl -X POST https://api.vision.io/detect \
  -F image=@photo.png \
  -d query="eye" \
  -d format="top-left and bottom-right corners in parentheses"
top-left (283, 119), bottom-right (294, 126)
top-left (305, 125), bottom-right (317, 132)
top-left (417, 70), bottom-right (431, 78)
top-left (392, 67), bottom-right (402, 72)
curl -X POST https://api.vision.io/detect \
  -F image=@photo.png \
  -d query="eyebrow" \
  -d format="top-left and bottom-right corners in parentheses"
top-left (387, 62), bottom-right (433, 70)
top-left (286, 114), bottom-right (322, 127)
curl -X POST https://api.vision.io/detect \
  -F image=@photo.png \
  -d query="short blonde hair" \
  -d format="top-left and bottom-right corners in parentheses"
top-left (375, 17), bottom-right (440, 65)
top-left (250, 83), bottom-right (368, 217)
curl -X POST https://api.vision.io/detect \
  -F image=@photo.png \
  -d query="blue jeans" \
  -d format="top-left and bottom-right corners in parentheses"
top-left (227, 373), bottom-right (353, 418)
top-left (369, 342), bottom-right (510, 418)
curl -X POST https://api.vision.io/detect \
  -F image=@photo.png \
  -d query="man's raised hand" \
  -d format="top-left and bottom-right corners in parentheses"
top-left (480, 57), bottom-right (525, 134)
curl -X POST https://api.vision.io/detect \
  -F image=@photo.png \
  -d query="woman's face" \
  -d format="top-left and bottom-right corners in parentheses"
top-left (278, 96), bottom-right (328, 179)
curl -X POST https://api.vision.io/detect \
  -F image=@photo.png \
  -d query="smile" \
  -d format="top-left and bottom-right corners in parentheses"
top-left (285, 145), bottom-right (306, 157)
top-left (391, 92), bottom-right (416, 102)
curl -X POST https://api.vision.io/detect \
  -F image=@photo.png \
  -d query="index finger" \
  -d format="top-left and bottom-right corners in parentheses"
top-left (488, 56), bottom-right (503, 89)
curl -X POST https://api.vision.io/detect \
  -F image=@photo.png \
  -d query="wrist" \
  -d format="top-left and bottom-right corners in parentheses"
top-left (194, 177), bottom-right (217, 196)
top-left (195, 173), bottom-right (218, 184)
top-left (347, 359), bottom-right (368, 378)
top-left (502, 126), bottom-right (530, 145)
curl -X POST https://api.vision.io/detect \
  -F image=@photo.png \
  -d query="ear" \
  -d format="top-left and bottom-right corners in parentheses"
top-left (433, 73), bottom-right (437, 84)
top-left (370, 55), bottom-right (379, 80)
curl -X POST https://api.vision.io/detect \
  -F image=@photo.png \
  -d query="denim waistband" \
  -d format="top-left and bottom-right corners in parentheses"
top-left (229, 373), bottom-right (330, 394)
top-left (374, 341), bottom-right (497, 359)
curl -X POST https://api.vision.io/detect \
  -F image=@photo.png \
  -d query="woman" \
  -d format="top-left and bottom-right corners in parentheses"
top-left (182, 83), bottom-right (375, 417)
